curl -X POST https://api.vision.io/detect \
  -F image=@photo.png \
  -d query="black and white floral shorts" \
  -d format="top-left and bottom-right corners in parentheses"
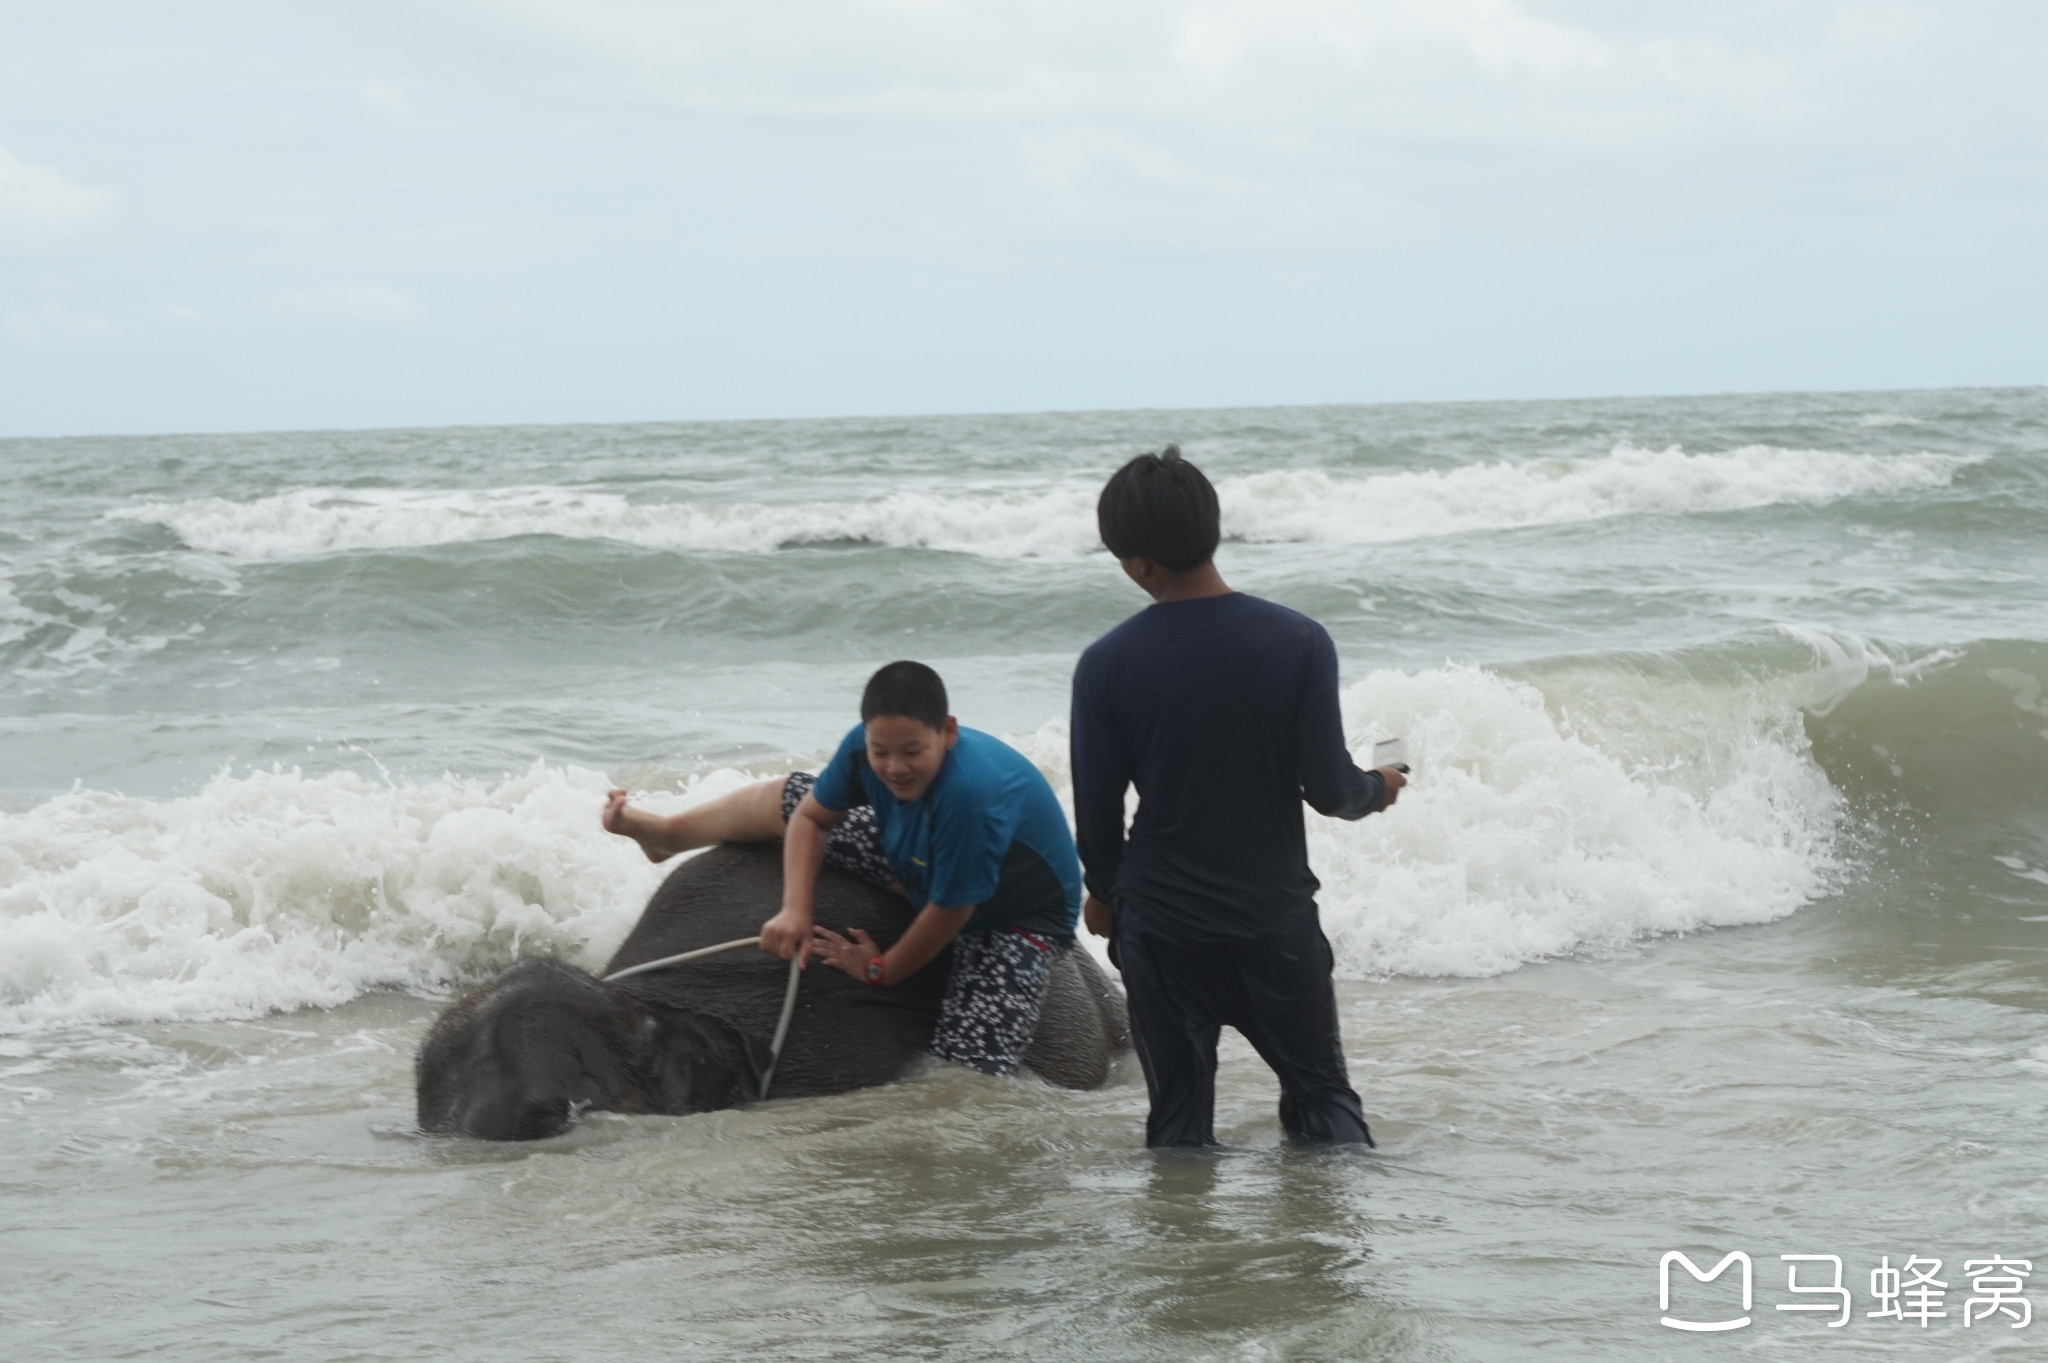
top-left (780, 771), bottom-right (894, 888)
top-left (779, 772), bottom-right (1057, 1079)
top-left (931, 928), bottom-right (1056, 1078)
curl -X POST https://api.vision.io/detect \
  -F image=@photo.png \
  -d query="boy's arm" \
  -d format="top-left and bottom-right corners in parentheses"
top-left (761, 792), bottom-right (842, 963)
top-left (1296, 625), bottom-right (1392, 820)
top-left (884, 902), bottom-right (975, 980)
top-left (1070, 652), bottom-right (1133, 908)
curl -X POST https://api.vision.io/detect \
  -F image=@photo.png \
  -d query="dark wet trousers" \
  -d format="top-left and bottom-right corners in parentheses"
top-left (1115, 910), bottom-right (1372, 1149)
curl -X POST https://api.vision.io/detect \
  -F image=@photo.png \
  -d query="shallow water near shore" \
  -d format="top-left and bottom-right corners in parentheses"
top-left (9, 911), bottom-right (2046, 1361)
top-left (4, 387), bottom-right (2048, 1357)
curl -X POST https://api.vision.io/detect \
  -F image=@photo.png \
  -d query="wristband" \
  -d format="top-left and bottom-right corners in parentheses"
top-left (864, 955), bottom-right (887, 986)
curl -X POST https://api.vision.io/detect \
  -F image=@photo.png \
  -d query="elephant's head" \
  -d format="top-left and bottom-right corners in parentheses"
top-left (415, 957), bottom-right (754, 1139)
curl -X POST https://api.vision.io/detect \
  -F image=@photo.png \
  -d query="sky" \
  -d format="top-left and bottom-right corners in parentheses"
top-left (1, 0), bottom-right (2044, 436)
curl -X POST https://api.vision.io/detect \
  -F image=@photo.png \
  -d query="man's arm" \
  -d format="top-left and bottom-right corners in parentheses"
top-left (1070, 652), bottom-right (1133, 928)
top-left (1297, 625), bottom-right (1397, 820)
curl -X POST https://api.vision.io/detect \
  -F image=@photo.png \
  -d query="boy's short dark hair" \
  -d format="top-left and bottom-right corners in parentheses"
top-left (1096, 444), bottom-right (1220, 571)
top-left (861, 660), bottom-right (949, 730)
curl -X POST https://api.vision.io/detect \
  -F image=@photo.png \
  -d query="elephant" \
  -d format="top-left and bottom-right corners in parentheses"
top-left (416, 841), bottom-right (1131, 1139)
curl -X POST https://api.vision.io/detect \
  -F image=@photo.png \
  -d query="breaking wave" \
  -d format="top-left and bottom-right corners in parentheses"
top-left (12, 627), bottom-right (2033, 1029)
top-left (0, 631), bottom-right (1915, 1030)
top-left (109, 444), bottom-right (1976, 562)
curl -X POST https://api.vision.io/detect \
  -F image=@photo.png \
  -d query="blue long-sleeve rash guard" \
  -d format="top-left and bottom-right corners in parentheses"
top-left (812, 724), bottom-right (1082, 945)
top-left (1069, 592), bottom-right (1387, 940)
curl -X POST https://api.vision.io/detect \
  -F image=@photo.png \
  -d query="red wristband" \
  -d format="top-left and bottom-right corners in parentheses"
top-left (864, 955), bottom-right (887, 986)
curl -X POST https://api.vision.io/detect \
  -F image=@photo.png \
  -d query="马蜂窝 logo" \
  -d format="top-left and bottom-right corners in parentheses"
top-left (1658, 1251), bottom-right (2030, 1332)
top-left (1660, 1251), bottom-right (1752, 1332)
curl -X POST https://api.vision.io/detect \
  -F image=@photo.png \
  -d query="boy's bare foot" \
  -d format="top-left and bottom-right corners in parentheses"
top-left (602, 788), bottom-right (681, 863)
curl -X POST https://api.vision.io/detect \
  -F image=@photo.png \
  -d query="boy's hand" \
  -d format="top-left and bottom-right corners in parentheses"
top-left (1375, 766), bottom-right (1408, 808)
top-left (759, 906), bottom-right (813, 965)
top-left (1083, 894), bottom-right (1115, 939)
top-left (811, 925), bottom-right (880, 981)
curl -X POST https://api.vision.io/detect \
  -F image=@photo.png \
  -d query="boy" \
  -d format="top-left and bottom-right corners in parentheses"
top-left (1069, 446), bottom-right (1406, 1147)
top-left (603, 661), bottom-right (1081, 1077)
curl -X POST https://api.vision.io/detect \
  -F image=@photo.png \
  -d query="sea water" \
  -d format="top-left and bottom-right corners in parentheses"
top-left (2, 388), bottom-right (2045, 1359)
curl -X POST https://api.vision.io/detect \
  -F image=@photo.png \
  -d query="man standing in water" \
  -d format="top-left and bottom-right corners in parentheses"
top-left (1070, 447), bottom-right (1405, 1148)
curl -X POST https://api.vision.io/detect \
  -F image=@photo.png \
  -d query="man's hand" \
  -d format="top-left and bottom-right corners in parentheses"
top-left (811, 924), bottom-right (881, 982)
top-left (1083, 893), bottom-right (1115, 939)
top-left (759, 906), bottom-right (813, 966)
top-left (1375, 765), bottom-right (1408, 808)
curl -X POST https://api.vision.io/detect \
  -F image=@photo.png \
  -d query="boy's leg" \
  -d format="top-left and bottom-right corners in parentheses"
top-left (928, 930), bottom-right (1055, 1077)
top-left (603, 777), bottom-right (786, 863)
top-left (1228, 915), bottom-right (1372, 1146)
top-left (1115, 923), bottom-right (1226, 1148)
top-left (604, 773), bottom-right (897, 890)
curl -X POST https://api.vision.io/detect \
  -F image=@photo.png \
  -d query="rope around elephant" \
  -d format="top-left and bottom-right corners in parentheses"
top-left (601, 938), bottom-right (803, 1100)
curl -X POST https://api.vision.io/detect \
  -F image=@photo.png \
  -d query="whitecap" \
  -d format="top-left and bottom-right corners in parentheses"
top-left (107, 443), bottom-right (1980, 562)
top-left (0, 650), bottom-right (1851, 1028)
top-left (0, 763), bottom-right (759, 1033)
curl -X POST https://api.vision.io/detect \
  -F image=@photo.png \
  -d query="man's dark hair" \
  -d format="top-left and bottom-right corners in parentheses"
top-left (860, 660), bottom-right (949, 730)
top-left (1096, 444), bottom-right (1220, 571)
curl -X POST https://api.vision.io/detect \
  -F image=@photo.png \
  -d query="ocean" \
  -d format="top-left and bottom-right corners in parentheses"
top-left (2, 386), bottom-right (2045, 1358)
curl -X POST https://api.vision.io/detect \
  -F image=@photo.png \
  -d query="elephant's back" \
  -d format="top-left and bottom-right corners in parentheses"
top-left (602, 844), bottom-right (948, 1097)
top-left (604, 842), bottom-right (806, 967)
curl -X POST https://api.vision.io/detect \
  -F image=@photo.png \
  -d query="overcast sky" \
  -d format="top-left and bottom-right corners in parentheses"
top-left (2, 1), bottom-right (2043, 436)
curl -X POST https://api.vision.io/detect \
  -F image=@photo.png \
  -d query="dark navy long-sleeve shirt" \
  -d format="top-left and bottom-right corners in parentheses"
top-left (1069, 592), bottom-right (1386, 940)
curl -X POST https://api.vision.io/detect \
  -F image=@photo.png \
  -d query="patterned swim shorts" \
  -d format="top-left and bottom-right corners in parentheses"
top-left (780, 771), bottom-right (894, 889)
top-left (930, 928), bottom-right (1056, 1078)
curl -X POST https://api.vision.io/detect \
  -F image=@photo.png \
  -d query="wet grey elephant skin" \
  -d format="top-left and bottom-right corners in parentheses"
top-left (416, 842), bottom-right (1131, 1139)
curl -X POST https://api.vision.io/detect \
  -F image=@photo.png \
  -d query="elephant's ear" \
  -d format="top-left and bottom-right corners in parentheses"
top-left (642, 1010), bottom-right (757, 1116)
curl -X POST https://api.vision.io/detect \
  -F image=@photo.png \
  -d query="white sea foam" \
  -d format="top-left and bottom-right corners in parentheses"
top-left (0, 652), bottom-right (1846, 1031)
top-left (1309, 664), bottom-right (1841, 977)
top-left (109, 443), bottom-right (1976, 562)
top-left (108, 485), bottom-right (1109, 561)
top-left (1223, 444), bottom-right (1972, 545)
top-left (0, 763), bottom-right (757, 1033)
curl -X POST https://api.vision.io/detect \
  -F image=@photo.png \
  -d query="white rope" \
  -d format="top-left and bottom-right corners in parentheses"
top-left (759, 957), bottom-right (803, 1100)
top-left (601, 936), bottom-right (763, 981)
top-left (601, 935), bottom-right (805, 1101)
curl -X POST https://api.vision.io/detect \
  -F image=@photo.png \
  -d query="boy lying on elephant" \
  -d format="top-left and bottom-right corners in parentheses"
top-left (603, 661), bottom-right (1083, 1077)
